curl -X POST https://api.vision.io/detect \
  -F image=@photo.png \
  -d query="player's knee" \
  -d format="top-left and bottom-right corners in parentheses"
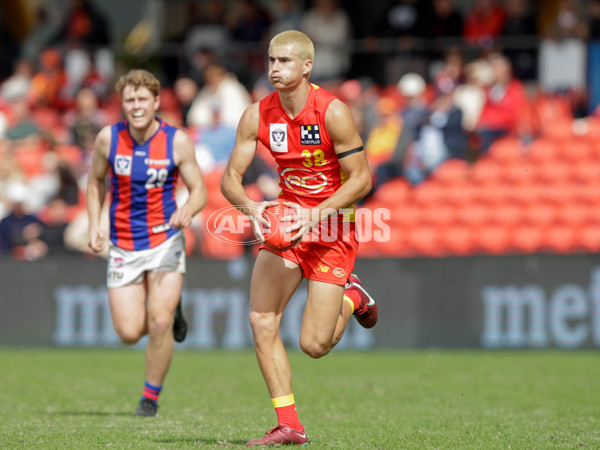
top-left (115, 327), bottom-right (143, 345)
top-left (148, 314), bottom-right (173, 336)
top-left (300, 339), bottom-right (332, 359)
top-left (248, 310), bottom-right (278, 336)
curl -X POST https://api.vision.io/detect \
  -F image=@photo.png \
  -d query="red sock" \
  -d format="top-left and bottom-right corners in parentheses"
top-left (272, 394), bottom-right (302, 430)
top-left (343, 286), bottom-right (361, 313)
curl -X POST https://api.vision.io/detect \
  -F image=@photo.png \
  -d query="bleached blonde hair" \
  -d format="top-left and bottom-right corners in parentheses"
top-left (270, 30), bottom-right (314, 63)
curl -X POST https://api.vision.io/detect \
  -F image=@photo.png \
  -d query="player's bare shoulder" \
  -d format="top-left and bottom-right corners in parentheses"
top-left (325, 99), bottom-right (361, 147)
top-left (173, 128), bottom-right (195, 165)
top-left (94, 125), bottom-right (112, 157)
top-left (238, 102), bottom-right (260, 138)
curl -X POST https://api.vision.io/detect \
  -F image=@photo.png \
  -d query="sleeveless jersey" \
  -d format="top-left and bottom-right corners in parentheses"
top-left (108, 119), bottom-right (179, 251)
top-left (258, 84), bottom-right (348, 209)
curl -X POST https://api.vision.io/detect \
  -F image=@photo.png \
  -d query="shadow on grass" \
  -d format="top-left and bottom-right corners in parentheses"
top-left (155, 438), bottom-right (248, 446)
top-left (52, 411), bottom-right (132, 417)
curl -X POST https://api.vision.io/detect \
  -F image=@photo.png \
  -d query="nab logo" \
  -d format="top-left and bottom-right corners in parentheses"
top-left (301, 124), bottom-right (321, 145)
top-left (115, 155), bottom-right (132, 176)
top-left (317, 265), bottom-right (330, 273)
top-left (270, 123), bottom-right (288, 153)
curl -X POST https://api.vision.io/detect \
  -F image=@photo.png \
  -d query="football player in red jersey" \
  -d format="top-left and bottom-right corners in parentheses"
top-left (221, 31), bottom-right (378, 446)
top-left (86, 69), bottom-right (207, 417)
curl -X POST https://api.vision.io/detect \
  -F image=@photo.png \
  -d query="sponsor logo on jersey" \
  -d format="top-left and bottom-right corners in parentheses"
top-left (135, 150), bottom-right (146, 156)
top-left (317, 264), bottom-right (330, 273)
top-left (333, 268), bottom-right (346, 277)
top-left (144, 158), bottom-right (171, 166)
top-left (114, 155), bottom-right (132, 175)
top-left (108, 271), bottom-right (123, 280)
top-left (270, 123), bottom-right (288, 153)
top-left (280, 167), bottom-right (328, 194)
top-left (300, 124), bottom-right (321, 145)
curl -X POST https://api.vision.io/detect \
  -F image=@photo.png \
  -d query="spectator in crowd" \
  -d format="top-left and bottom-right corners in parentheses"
top-left (421, 0), bottom-right (464, 61)
top-left (501, 0), bottom-right (538, 80)
top-left (589, 0), bottom-right (600, 39)
top-left (0, 183), bottom-right (48, 260)
top-left (186, 64), bottom-right (251, 130)
top-left (0, 14), bottom-right (20, 81)
top-left (453, 58), bottom-right (494, 132)
top-left (27, 47), bottom-right (67, 109)
top-left (463, 0), bottom-right (506, 51)
top-left (270, 0), bottom-right (303, 36)
top-left (183, 0), bottom-right (230, 85)
top-left (474, 53), bottom-right (527, 153)
top-left (301, 0), bottom-right (352, 84)
top-left (38, 198), bottom-right (73, 254)
top-left (52, 0), bottom-right (110, 50)
top-left (404, 77), bottom-right (467, 185)
top-left (228, 0), bottom-right (272, 84)
top-left (173, 77), bottom-right (199, 128)
top-left (366, 73), bottom-right (427, 195)
top-left (63, 87), bottom-right (108, 155)
top-left (3, 86), bottom-right (42, 144)
top-left (193, 105), bottom-right (237, 174)
top-left (539, 0), bottom-right (588, 117)
top-left (20, 5), bottom-right (61, 64)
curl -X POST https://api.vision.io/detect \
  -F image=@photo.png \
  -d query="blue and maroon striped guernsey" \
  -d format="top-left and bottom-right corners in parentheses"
top-left (107, 118), bottom-right (180, 251)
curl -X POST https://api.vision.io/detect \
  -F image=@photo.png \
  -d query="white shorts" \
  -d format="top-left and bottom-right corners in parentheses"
top-left (106, 231), bottom-right (186, 288)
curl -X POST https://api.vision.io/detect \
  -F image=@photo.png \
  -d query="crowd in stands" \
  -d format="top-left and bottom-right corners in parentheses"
top-left (1, 0), bottom-right (600, 260)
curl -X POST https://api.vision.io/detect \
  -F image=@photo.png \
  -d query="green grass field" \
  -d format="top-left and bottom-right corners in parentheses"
top-left (0, 349), bottom-right (598, 449)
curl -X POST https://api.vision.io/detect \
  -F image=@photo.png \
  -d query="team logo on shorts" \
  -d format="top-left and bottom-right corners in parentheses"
top-left (115, 155), bottom-right (132, 175)
top-left (300, 124), bottom-right (321, 145)
top-left (270, 123), bottom-right (288, 153)
top-left (333, 268), bottom-right (346, 277)
top-left (111, 257), bottom-right (124, 268)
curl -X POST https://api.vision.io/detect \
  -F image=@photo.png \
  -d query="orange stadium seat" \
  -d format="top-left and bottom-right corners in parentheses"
top-left (456, 202), bottom-right (491, 227)
top-left (572, 161), bottom-right (600, 185)
top-left (420, 203), bottom-right (457, 226)
top-left (536, 160), bottom-right (574, 184)
top-left (431, 159), bottom-right (470, 186)
top-left (544, 224), bottom-right (577, 253)
top-left (527, 138), bottom-right (558, 164)
top-left (489, 202), bottom-right (523, 227)
top-left (373, 177), bottom-right (411, 204)
top-left (390, 202), bottom-right (422, 227)
top-left (406, 224), bottom-right (444, 257)
top-left (413, 180), bottom-right (447, 206)
top-left (556, 139), bottom-right (592, 163)
top-left (522, 202), bottom-right (557, 228)
top-left (476, 223), bottom-right (511, 255)
top-left (503, 161), bottom-right (539, 186)
top-left (488, 137), bottom-right (524, 164)
top-left (579, 224), bottom-right (600, 253)
top-left (440, 224), bottom-right (477, 256)
top-left (470, 158), bottom-right (503, 186)
top-left (511, 224), bottom-right (544, 254)
top-left (555, 201), bottom-right (592, 228)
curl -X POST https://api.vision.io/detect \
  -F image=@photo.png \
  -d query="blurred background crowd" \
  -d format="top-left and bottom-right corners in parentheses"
top-left (2, 0), bottom-right (600, 260)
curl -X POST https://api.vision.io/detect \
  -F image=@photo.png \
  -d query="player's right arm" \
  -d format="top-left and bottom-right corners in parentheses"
top-left (221, 103), bottom-right (274, 240)
top-left (86, 125), bottom-right (111, 253)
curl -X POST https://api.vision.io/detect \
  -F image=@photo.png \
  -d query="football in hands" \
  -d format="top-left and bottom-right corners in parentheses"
top-left (262, 200), bottom-right (298, 252)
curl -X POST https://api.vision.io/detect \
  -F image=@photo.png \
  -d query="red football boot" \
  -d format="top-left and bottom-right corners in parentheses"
top-left (246, 425), bottom-right (308, 447)
top-left (346, 273), bottom-right (378, 328)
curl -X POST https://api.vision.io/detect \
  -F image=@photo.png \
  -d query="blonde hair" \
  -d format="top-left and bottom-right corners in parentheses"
top-left (270, 30), bottom-right (314, 63)
top-left (115, 69), bottom-right (160, 97)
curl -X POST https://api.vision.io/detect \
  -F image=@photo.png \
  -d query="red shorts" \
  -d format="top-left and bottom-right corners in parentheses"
top-left (260, 219), bottom-right (358, 286)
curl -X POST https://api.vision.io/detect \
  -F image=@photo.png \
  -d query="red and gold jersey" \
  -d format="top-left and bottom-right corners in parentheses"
top-left (258, 84), bottom-right (348, 209)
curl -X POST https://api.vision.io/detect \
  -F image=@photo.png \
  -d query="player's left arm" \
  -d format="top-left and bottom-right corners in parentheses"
top-left (170, 129), bottom-right (207, 229)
